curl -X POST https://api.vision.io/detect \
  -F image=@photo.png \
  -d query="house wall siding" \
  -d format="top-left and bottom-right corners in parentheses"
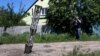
top-left (23, 0), bottom-right (49, 25)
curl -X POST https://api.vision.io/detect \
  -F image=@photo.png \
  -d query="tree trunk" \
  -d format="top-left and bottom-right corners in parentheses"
top-left (3, 26), bottom-right (8, 34)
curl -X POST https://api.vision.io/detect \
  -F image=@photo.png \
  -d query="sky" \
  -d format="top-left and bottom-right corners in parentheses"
top-left (0, 0), bottom-right (36, 12)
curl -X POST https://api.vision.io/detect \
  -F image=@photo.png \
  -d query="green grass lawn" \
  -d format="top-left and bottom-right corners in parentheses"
top-left (0, 33), bottom-right (100, 44)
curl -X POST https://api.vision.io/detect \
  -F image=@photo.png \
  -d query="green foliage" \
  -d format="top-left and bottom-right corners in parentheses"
top-left (33, 33), bottom-right (75, 43)
top-left (0, 33), bottom-right (28, 44)
top-left (0, 33), bottom-right (100, 44)
top-left (80, 33), bottom-right (100, 41)
top-left (0, 3), bottom-right (27, 33)
top-left (46, 0), bottom-right (100, 34)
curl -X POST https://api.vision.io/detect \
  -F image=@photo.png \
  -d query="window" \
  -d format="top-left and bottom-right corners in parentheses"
top-left (41, 8), bottom-right (47, 15)
top-left (45, 8), bottom-right (47, 14)
top-left (42, 8), bottom-right (45, 15)
top-left (32, 8), bottom-right (33, 15)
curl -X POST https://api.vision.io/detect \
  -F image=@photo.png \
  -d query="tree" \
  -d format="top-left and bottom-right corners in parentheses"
top-left (0, 3), bottom-right (27, 34)
top-left (46, 0), bottom-right (100, 34)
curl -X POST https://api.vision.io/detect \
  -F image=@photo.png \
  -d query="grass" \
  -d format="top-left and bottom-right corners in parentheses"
top-left (33, 33), bottom-right (75, 43)
top-left (80, 33), bottom-right (100, 41)
top-left (65, 47), bottom-right (100, 56)
top-left (34, 33), bottom-right (100, 43)
top-left (0, 32), bottom-right (100, 44)
top-left (0, 33), bottom-right (28, 44)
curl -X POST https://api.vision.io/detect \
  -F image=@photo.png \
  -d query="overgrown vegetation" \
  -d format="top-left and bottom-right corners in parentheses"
top-left (46, 0), bottom-right (100, 34)
top-left (0, 33), bottom-right (28, 44)
top-left (0, 33), bottom-right (100, 44)
top-left (0, 2), bottom-right (28, 34)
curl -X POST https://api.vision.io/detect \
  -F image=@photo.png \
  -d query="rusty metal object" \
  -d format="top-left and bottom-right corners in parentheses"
top-left (24, 5), bottom-right (42, 54)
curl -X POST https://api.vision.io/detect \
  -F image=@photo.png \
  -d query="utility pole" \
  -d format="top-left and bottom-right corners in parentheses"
top-left (24, 5), bottom-right (42, 54)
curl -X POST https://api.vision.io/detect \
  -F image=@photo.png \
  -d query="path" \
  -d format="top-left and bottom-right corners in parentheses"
top-left (0, 41), bottom-right (100, 56)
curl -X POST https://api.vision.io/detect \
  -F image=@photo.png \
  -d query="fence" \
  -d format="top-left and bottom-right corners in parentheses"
top-left (0, 25), bottom-right (52, 35)
top-left (0, 25), bottom-right (99, 36)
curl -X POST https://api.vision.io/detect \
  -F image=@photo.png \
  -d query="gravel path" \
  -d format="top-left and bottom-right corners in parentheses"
top-left (0, 41), bottom-right (100, 56)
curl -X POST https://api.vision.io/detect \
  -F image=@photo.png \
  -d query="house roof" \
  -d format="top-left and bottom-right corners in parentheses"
top-left (24, 0), bottom-right (38, 15)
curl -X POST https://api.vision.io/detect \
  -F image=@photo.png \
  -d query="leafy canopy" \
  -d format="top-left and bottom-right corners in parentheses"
top-left (46, 0), bottom-right (100, 34)
top-left (0, 3), bottom-right (28, 33)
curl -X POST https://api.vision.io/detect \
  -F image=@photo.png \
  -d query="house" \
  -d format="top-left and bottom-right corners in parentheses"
top-left (23, 0), bottom-right (49, 25)
top-left (22, 0), bottom-right (50, 34)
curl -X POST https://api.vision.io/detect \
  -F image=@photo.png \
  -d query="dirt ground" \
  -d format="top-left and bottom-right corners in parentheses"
top-left (0, 41), bottom-right (100, 56)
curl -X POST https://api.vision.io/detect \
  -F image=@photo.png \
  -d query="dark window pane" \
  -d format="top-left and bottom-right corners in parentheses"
top-left (45, 8), bottom-right (47, 14)
top-left (42, 8), bottom-right (44, 15)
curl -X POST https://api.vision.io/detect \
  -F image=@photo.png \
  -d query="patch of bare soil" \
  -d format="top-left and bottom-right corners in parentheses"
top-left (0, 41), bottom-right (100, 56)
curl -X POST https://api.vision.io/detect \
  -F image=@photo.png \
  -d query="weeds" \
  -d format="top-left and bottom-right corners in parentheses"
top-left (0, 33), bottom-right (100, 44)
